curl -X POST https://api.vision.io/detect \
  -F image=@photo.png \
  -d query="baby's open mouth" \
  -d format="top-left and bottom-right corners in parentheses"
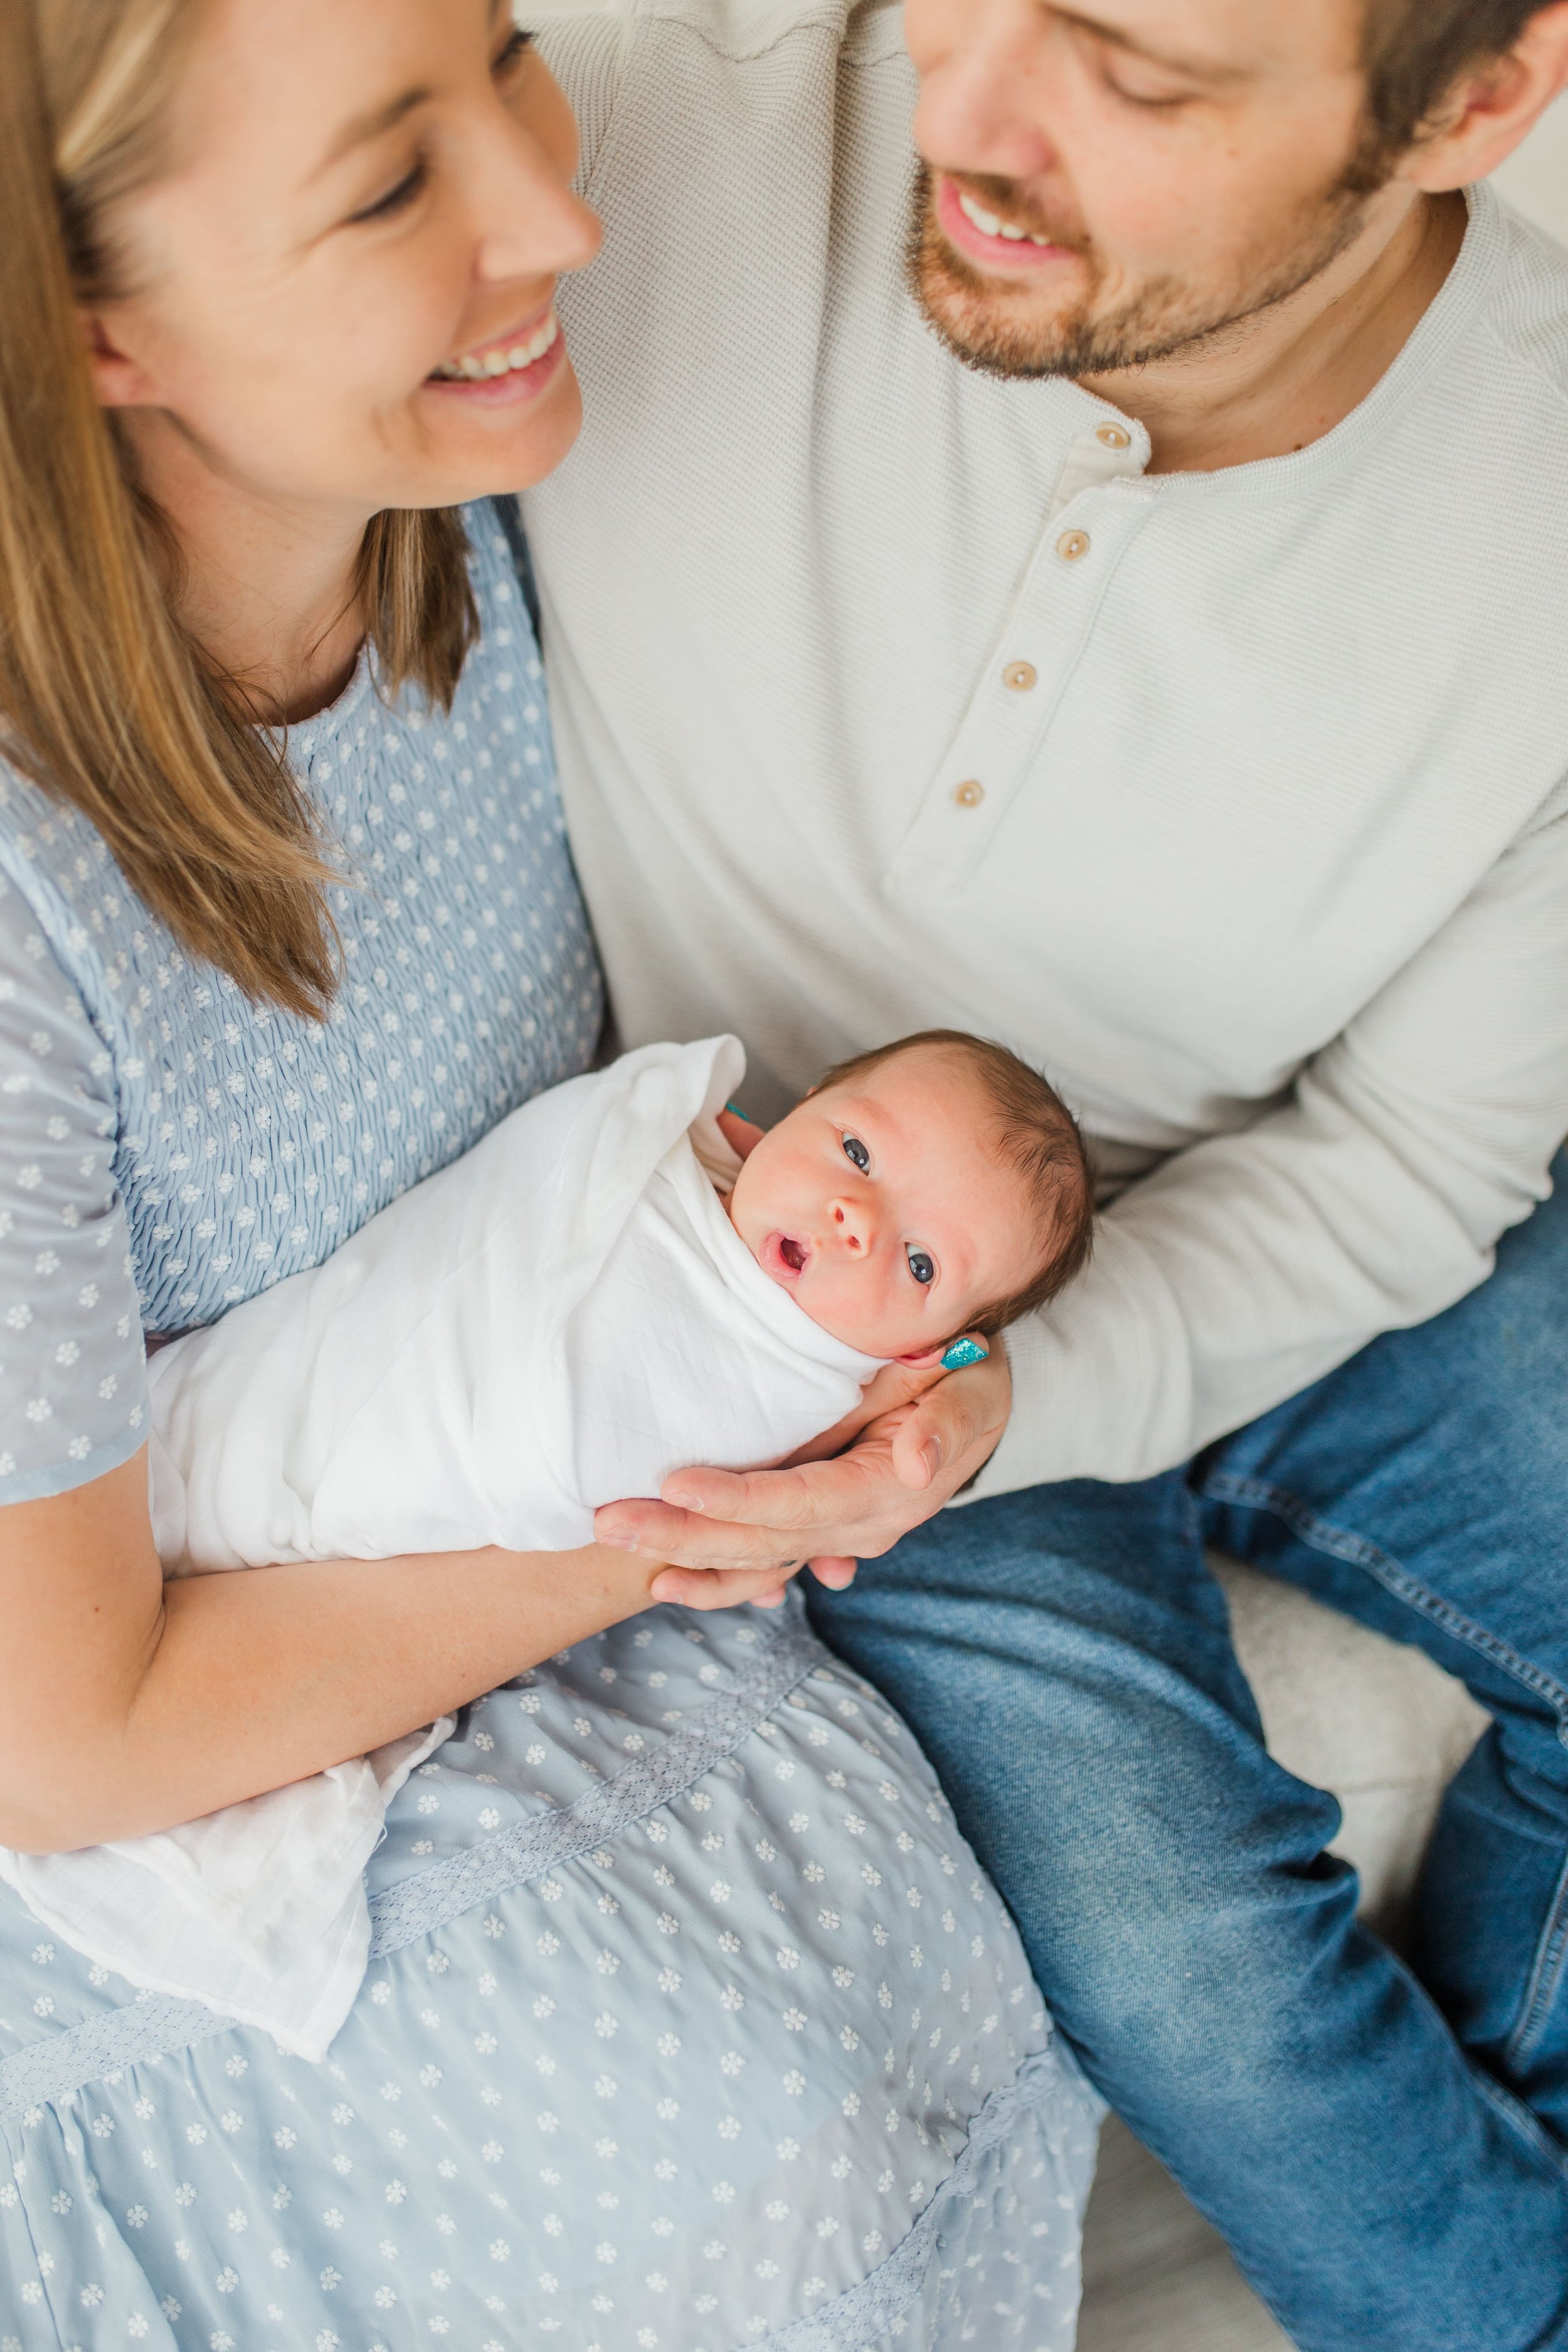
top-left (760, 1229), bottom-right (810, 1284)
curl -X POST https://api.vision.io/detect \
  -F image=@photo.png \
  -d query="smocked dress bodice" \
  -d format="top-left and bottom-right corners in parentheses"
top-left (0, 502), bottom-right (602, 1502)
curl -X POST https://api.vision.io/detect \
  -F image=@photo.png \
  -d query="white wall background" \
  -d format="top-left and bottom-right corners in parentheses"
top-left (1495, 92), bottom-right (1568, 240)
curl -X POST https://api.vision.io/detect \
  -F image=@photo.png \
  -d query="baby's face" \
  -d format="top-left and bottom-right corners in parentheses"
top-left (727, 1050), bottom-right (1044, 1359)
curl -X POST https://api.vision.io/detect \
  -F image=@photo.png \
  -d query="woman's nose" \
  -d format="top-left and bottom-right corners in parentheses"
top-left (469, 82), bottom-right (603, 287)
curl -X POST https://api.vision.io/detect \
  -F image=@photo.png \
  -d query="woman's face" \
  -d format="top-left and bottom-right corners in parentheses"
top-left (89, 0), bottom-right (601, 518)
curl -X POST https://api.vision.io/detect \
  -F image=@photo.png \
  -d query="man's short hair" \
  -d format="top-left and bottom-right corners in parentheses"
top-left (814, 1029), bottom-right (1094, 1340)
top-left (1361, 0), bottom-right (1546, 172)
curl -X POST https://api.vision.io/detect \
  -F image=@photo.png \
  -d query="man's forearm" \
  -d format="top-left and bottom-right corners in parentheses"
top-left (966, 1077), bottom-right (1553, 1503)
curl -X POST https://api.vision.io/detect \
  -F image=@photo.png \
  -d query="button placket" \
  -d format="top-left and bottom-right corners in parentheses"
top-left (1044, 417), bottom-right (1148, 521)
top-left (886, 478), bottom-right (1156, 900)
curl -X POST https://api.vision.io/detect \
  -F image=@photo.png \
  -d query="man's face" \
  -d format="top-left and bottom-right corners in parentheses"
top-left (905, 0), bottom-right (1384, 380)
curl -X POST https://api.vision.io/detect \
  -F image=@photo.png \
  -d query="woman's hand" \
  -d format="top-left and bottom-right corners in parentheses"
top-left (594, 1346), bottom-right (1012, 1606)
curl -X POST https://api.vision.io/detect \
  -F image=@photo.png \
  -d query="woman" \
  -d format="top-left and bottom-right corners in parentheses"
top-left (0, 0), bottom-right (1099, 2343)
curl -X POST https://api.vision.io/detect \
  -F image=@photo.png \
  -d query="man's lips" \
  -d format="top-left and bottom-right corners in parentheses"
top-left (935, 174), bottom-right (1078, 273)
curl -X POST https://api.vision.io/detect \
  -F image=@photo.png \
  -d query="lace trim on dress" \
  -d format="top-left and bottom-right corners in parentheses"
top-left (0, 1609), bottom-right (827, 2117)
top-left (758, 2044), bottom-right (1080, 2350)
top-left (0, 1990), bottom-right (231, 2120)
top-left (368, 1609), bottom-right (827, 1956)
top-left (0, 2011), bottom-right (1080, 2352)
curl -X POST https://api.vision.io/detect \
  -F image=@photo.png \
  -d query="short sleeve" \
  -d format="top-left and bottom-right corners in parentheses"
top-left (0, 867), bottom-right (148, 1503)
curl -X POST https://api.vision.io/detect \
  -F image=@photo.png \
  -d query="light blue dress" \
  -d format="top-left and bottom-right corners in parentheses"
top-left (0, 508), bottom-right (1099, 2348)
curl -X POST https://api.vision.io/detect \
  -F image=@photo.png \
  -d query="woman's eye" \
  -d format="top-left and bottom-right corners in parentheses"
top-left (349, 159), bottom-right (428, 225)
top-left (841, 1134), bottom-right (870, 1173)
top-left (493, 25), bottom-right (535, 74)
top-left (906, 1249), bottom-right (936, 1287)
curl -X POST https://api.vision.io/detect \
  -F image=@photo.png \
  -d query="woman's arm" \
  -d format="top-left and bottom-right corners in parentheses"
top-left (0, 1450), bottom-right (783, 1855)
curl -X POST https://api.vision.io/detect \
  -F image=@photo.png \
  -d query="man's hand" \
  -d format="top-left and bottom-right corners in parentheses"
top-left (594, 1347), bottom-right (1012, 1608)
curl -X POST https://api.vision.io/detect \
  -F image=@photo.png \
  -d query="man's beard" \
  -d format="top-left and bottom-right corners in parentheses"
top-left (907, 162), bottom-right (1374, 383)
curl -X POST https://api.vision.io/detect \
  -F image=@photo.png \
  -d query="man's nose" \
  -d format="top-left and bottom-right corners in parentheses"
top-left (828, 1197), bottom-right (876, 1255)
top-left (911, 0), bottom-right (1060, 185)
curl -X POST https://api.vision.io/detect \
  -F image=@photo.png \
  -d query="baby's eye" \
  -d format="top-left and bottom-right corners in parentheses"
top-left (906, 1248), bottom-right (936, 1286)
top-left (841, 1134), bottom-right (870, 1173)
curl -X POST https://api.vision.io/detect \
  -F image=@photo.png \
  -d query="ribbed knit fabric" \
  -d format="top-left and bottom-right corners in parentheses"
top-left (525, 0), bottom-right (1568, 1492)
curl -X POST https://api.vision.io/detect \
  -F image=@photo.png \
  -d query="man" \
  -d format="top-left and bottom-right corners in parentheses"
top-left (522, 1), bottom-right (1568, 2341)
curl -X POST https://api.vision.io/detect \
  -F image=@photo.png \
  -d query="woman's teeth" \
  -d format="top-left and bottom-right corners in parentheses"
top-left (958, 191), bottom-right (1052, 248)
top-left (432, 312), bottom-right (559, 383)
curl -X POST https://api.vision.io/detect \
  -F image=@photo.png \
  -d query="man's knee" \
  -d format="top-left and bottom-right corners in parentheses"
top-left (1037, 1839), bottom-right (1368, 2119)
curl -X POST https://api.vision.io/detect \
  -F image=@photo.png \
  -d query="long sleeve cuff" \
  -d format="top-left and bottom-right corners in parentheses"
top-left (953, 1219), bottom-right (1197, 1503)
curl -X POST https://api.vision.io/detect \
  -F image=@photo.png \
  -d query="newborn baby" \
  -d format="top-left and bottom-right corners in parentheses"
top-left (149, 1027), bottom-right (1091, 1571)
top-left (2, 1030), bottom-right (1089, 2057)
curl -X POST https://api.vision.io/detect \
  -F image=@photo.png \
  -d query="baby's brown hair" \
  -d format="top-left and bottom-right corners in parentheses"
top-left (814, 1029), bottom-right (1094, 1340)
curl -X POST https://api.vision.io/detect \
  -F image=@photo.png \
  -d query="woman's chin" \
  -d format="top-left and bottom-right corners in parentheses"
top-left (413, 354), bottom-right (583, 504)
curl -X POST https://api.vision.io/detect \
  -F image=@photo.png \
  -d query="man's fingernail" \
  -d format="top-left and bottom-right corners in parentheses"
top-left (920, 1438), bottom-right (943, 1480)
top-left (941, 1337), bottom-right (988, 1370)
top-left (598, 1528), bottom-right (635, 1549)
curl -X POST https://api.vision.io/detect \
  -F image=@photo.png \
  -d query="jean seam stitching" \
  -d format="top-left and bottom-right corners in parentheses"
top-left (1200, 1466), bottom-right (1568, 2090)
top-left (1470, 2060), bottom-right (1568, 2186)
top-left (1199, 1469), bottom-right (1568, 1735)
top-left (1506, 1843), bottom-right (1568, 2075)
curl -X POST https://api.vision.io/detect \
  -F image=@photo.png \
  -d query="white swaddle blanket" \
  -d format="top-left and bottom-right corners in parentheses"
top-left (1, 1038), bottom-right (883, 2055)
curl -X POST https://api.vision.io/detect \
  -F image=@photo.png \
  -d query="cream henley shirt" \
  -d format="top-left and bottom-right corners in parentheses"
top-left (523, 0), bottom-right (1568, 1498)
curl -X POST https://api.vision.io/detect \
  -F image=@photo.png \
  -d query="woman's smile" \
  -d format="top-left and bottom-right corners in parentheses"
top-left (425, 305), bottom-right (565, 402)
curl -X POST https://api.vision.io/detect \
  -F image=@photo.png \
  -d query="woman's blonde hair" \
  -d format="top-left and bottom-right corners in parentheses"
top-left (0, 0), bottom-right (479, 1017)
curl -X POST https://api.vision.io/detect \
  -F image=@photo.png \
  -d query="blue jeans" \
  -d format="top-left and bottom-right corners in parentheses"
top-left (808, 1152), bottom-right (1568, 2352)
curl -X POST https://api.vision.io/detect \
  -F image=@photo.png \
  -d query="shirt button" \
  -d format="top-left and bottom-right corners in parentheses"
top-left (1002, 661), bottom-right (1037, 692)
top-left (1094, 423), bottom-right (1131, 450)
top-left (953, 780), bottom-right (985, 809)
top-left (1057, 529), bottom-right (1091, 563)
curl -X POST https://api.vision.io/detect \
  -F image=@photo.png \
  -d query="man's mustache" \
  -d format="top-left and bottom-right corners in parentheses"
top-left (941, 169), bottom-right (1091, 257)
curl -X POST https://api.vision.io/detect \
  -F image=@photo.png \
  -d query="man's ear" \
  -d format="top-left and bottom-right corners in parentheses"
top-left (1397, 0), bottom-right (1568, 193)
top-left (80, 307), bottom-right (159, 410)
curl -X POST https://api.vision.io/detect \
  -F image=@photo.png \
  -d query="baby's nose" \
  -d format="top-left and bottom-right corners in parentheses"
top-left (829, 1197), bottom-right (874, 1254)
